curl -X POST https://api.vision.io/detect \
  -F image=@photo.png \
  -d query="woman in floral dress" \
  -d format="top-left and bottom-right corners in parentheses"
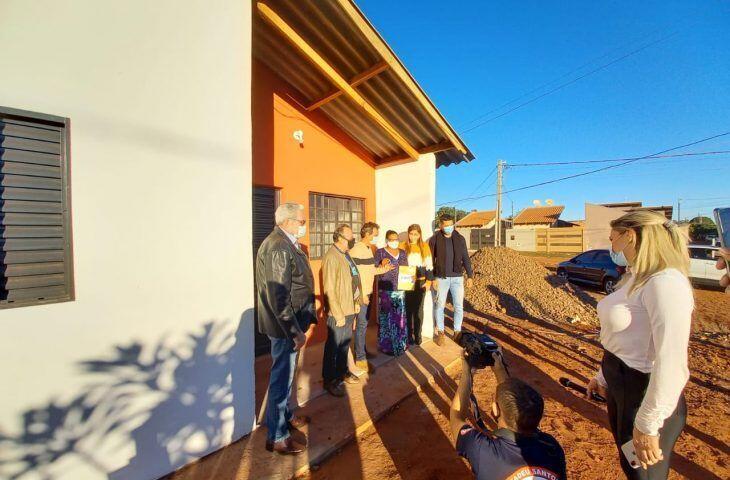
top-left (374, 230), bottom-right (409, 356)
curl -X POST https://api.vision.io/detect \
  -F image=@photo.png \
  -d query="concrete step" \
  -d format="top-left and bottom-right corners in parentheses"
top-left (166, 338), bottom-right (462, 480)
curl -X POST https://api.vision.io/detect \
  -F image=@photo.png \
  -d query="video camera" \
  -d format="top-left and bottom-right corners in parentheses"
top-left (459, 332), bottom-right (500, 369)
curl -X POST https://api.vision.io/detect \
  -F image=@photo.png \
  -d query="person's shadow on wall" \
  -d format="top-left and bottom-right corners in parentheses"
top-left (0, 309), bottom-right (255, 480)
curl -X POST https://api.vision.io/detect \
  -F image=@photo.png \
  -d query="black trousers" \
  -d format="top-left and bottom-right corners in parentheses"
top-left (322, 314), bottom-right (355, 385)
top-left (405, 287), bottom-right (425, 344)
top-left (602, 351), bottom-right (686, 480)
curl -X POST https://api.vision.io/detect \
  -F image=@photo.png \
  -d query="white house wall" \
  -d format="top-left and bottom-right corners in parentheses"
top-left (0, 2), bottom-right (254, 479)
top-left (506, 229), bottom-right (537, 251)
top-left (585, 203), bottom-right (629, 251)
top-left (375, 153), bottom-right (436, 339)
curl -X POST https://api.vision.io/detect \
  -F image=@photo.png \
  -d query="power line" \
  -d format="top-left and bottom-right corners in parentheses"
top-left (461, 31), bottom-right (679, 134)
top-left (506, 150), bottom-right (730, 167)
top-left (465, 165), bottom-right (498, 198)
top-left (681, 196), bottom-right (730, 202)
top-left (437, 131), bottom-right (730, 206)
top-left (457, 27), bottom-right (669, 129)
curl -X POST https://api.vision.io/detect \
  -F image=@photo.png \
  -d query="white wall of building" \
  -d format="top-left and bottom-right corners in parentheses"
top-left (456, 227), bottom-right (475, 250)
top-left (506, 229), bottom-right (537, 251)
top-left (375, 153), bottom-right (436, 339)
top-left (0, 2), bottom-right (254, 480)
top-left (585, 203), bottom-right (628, 251)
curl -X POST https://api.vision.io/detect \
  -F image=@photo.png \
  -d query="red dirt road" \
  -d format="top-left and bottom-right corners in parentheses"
top-left (302, 284), bottom-right (729, 479)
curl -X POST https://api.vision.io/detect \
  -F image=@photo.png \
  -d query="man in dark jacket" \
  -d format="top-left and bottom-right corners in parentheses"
top-left (256, 202), bottom-right (316, 455)
top-left (429, 213), bottom-right (474, 346)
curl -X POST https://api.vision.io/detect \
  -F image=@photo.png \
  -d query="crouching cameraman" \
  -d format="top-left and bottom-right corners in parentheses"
top-left (450, 334), bottom-right (567, 480)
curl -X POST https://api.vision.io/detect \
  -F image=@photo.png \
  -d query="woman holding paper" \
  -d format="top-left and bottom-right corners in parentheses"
top-left (401, 224), bottom-right (434, 346)
top-left (374, 230), bottom-right (410, 356)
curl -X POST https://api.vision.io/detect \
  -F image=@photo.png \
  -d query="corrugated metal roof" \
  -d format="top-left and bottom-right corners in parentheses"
top-left (513, 206), bottom-right (565, 225)
top-left (456, 210), bottom-right (496, 227)
top-left (253, 0), bottom-right (473, 168)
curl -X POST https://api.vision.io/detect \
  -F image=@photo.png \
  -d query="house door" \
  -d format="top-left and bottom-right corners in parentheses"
top-left (252, 186), bottom-right (279, 356)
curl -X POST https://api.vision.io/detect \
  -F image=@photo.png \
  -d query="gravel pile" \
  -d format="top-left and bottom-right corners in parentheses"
top-left (466, 247), bottom-right (599, 325)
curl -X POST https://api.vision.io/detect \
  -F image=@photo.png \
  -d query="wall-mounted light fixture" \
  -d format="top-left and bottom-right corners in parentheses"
top-left (293, 130), bottom-right (304, 147)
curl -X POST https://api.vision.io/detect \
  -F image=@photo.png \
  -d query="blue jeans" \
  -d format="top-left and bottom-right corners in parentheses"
top-left (354, 295), bottom-right (372, 361)
top-left (265, 335), bottom-right (297, 443)
top-left (435, 276), bottom-right (464, 333)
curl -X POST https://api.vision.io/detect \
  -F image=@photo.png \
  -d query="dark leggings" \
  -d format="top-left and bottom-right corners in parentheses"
top-left (405, 286), bottom-right (425, 344)
top-left (602, 351), bottom-right (686, 479)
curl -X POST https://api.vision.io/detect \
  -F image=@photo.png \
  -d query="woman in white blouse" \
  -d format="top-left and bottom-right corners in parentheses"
top-left (587, 210), bottom-right (693, 478)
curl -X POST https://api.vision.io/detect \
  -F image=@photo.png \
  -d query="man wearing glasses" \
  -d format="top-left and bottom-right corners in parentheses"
top-left (256, 202), bottom-right (316, 455)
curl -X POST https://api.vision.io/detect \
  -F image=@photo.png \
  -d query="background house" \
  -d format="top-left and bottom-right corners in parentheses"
top-left (506, 205), bottom-right (589, 253)
top-left (456, 210), bottom-right (497, 250)
top-left (511, 205), bottom-right (565, 229)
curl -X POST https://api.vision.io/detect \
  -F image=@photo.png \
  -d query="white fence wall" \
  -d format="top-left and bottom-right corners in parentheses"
top-left (506, 228), bottom-right (537, 251)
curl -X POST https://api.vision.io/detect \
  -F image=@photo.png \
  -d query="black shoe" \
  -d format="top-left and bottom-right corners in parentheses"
top-left (325, 382), bottom-right (346, 397)
top-left (414, 337), bottom-right (422, 346)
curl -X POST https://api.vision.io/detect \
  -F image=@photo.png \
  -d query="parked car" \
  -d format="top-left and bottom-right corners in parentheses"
top-left (556, 249), bottom-right (626, 293)
top-left (689, 244), bottom-right (724, 288)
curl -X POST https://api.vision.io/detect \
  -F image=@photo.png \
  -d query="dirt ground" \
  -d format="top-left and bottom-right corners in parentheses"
top-left (301, 256), bottom-right (729, 480)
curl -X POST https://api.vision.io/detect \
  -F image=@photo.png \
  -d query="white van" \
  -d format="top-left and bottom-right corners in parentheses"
top-left (688, 244), bottom-right (724, 287)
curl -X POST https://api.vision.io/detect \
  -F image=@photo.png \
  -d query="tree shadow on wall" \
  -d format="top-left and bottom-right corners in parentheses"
top-left (0, 311), bottom-right (254, 480)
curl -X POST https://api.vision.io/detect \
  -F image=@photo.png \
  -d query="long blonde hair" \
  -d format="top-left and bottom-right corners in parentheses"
top-left (405, 224), bottom-right (427, 261)
top-left (610, 210), bottom-right (689, 295)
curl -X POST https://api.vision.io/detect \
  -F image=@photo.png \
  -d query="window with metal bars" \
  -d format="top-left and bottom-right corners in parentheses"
top-left (308, 193), bottom-right (363, 260)
top-left (1, 107), bottom-right (74, 308)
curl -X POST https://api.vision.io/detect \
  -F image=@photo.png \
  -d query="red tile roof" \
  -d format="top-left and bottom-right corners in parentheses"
top-left (513, 206), bottom-right (565, 225)
top-left (456, 210), bottom-right (496, 227)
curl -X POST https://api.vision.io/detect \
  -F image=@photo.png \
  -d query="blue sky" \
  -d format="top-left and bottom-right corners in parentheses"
top-left (358, 0), bottom-right (730, 221)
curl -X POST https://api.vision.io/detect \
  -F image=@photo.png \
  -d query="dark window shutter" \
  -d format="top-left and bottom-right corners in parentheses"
top-left (1, 108), bottom-right (74, 308)
top-left (253, 187), bottom-right (278, 255)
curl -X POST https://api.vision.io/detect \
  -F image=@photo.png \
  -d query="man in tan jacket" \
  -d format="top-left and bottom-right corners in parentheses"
top-left (321, 224), bottom-right (362, 397)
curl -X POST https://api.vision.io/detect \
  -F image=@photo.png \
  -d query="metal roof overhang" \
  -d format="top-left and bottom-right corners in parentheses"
top-left (253, 0), bottom-right (474, 168)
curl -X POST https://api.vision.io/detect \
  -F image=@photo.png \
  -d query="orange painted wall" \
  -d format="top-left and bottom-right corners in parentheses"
top-left (252, 60), bottom-right (377, 341)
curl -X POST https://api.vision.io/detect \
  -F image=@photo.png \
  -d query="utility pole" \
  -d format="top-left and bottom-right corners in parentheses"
top-left (495, 159), bottom-right (505, 247)
top-left (677, 198), bottom-right (682, 222)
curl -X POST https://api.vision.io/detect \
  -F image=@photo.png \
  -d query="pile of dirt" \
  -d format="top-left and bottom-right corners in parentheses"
top-left (466, 247), bottom-right (599, 325)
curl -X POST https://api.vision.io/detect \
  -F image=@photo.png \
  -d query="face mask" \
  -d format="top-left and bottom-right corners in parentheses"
top-left (295, 224), bottom-right (307, 239)
top-left (443, 225), bottom-right (455, 235)
top-left (610, 249), bottom-right (628, 267)
top-left (610, 233), bottom-right (629, 266)
top-left (370, 236), bottom-right (379, 245)
top-left (387, 241), bottom-right (400, 250)
top-left (347, 238), bottom-right (356, 250)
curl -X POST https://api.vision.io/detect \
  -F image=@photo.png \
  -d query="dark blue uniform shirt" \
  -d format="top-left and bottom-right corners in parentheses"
top-left (456, 425), bottom-right (567, 480)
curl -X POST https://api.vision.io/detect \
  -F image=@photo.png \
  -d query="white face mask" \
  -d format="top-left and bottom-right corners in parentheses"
top-left (387, 240), bottom-right (400, 250)
top-left (294, 224), bottom-right (307, 239)
top-left (370, 236), bottom-right (379, 245)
